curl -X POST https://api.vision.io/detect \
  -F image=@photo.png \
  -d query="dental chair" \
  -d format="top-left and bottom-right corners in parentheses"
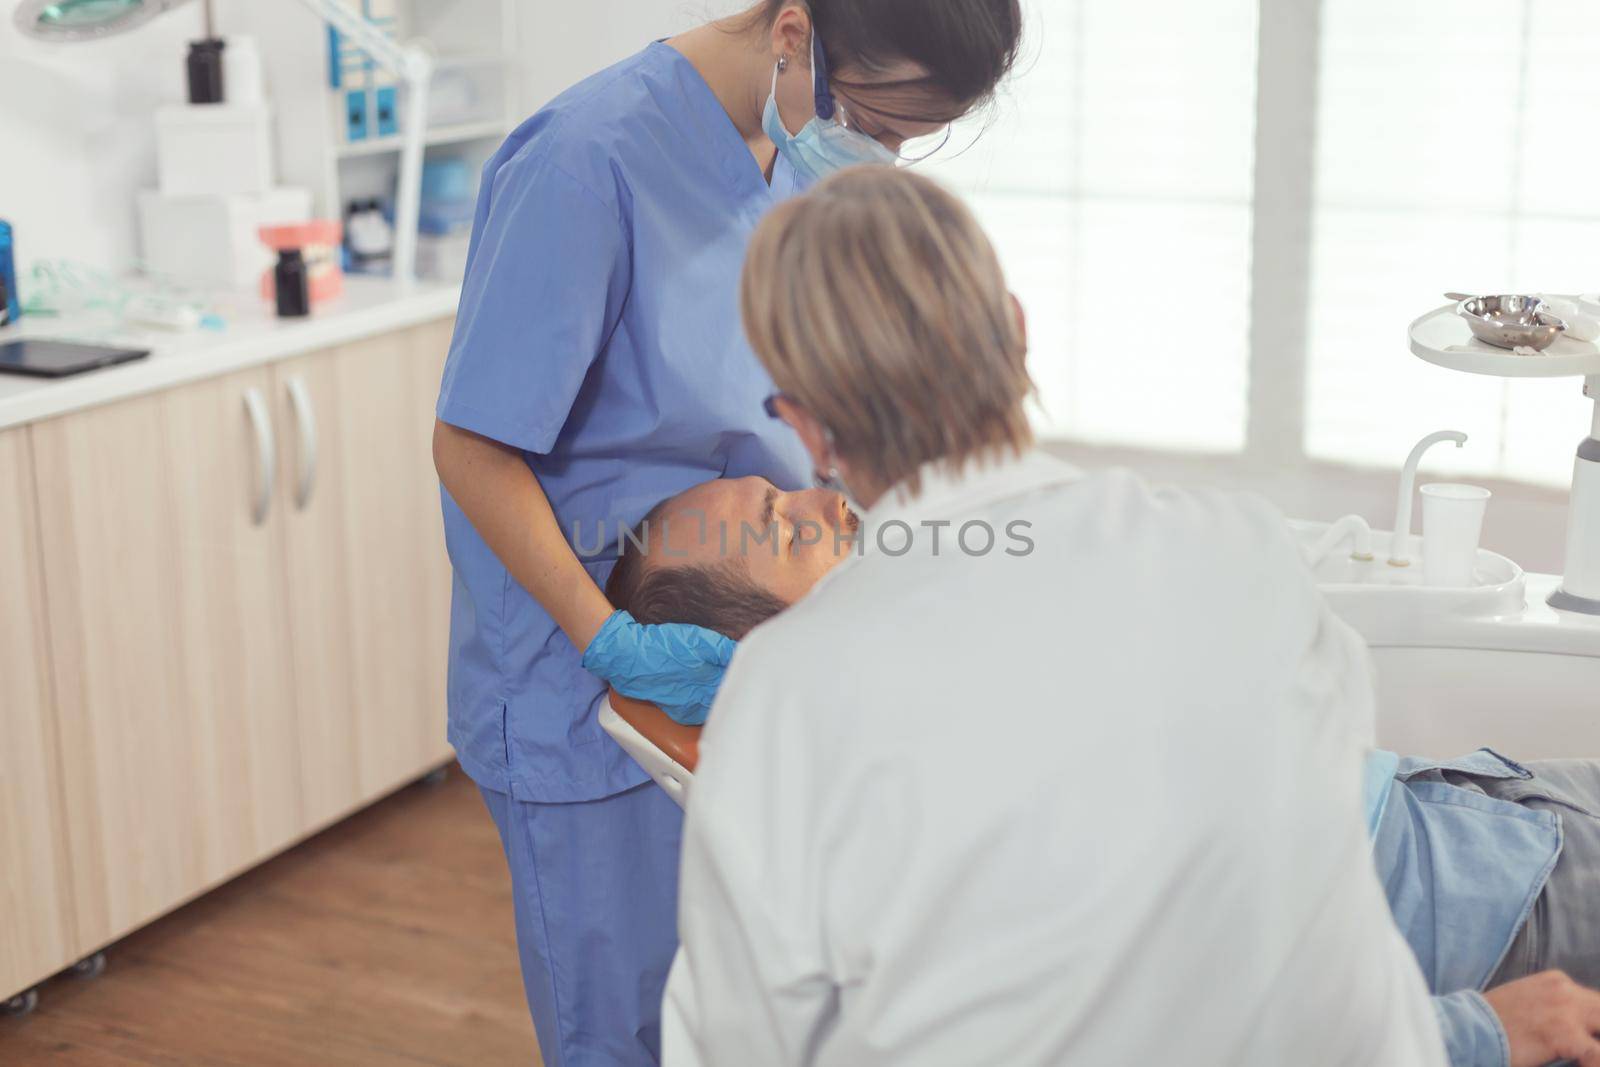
top-left (600, 692), bottom-right (699, 808)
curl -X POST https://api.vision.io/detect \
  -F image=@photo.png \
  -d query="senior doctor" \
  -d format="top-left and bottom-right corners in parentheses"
top-left (661, 168), bottom-right (1447, 1066)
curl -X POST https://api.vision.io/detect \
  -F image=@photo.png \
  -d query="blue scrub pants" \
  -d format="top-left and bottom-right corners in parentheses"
top-left (479, 782), bottom-right (683, 1066)
top-left (476, 780), bottom-right (684, 1062)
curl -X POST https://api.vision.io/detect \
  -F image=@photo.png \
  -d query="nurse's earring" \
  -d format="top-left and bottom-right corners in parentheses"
top-left (777, 54), bottom-right (789, 74)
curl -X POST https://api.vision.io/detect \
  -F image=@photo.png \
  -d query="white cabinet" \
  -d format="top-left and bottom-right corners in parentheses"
top-left (0, 427), bottom-right (78, 997)
top-left (3, 316), bottom-right (456, 999)
top-left (277, 320), bottom-right (454, 828)
top-left (31, 366), bottom-right (304, 949)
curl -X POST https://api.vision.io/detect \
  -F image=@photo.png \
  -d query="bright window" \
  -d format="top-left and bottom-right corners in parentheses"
top-left (1305, 0), bottom-right (1600, 486)
top-left (923, 0), bottom-right (1260, 452)
top-left (923, 0), bottom-right (1599, 489)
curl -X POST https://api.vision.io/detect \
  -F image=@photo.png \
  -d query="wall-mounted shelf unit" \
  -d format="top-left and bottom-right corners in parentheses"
top-left (222, 0), bottom-right (520, 281)
top-left (335, 117), bottom-right (511, 159)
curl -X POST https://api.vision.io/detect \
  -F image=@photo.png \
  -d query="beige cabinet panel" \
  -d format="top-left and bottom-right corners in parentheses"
top-left (406, 317), bottom-right (455, 760)
top-left (276, 320), bottom-right (455, 826)
top-left (0, 427), bottom-right (78, 995)
top-left (32, 368), bottom-right (303, 947)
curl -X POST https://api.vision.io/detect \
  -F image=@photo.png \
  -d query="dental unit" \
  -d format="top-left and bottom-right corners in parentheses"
top-left (605, 296), bottom-right (1600, 808)
top-left (1302, 513), bottom-right (1375, 568)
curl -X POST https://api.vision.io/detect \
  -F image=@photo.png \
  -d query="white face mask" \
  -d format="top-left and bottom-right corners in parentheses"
top-left (761, 36), bottom-right (897, 182)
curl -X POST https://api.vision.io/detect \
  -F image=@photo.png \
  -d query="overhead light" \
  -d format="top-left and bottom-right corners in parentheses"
top-left (12, 0), bottom-right (193, 43)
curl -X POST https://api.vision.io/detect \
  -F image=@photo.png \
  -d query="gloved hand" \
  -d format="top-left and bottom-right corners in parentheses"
top-left (581, 610), bottom-right (736, 726)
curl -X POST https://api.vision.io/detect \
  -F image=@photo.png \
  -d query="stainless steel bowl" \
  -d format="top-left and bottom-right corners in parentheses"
top-left (1452, 293), bottom-right (1567, 351)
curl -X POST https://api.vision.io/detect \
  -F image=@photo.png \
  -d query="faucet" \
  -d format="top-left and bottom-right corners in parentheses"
top-left (1305, 514), bottom-right (1375, 568)
top-left (1390, 430), bottom-right (1468, 567)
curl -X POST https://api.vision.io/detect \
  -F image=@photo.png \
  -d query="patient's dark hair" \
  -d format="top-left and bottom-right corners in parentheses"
top-left (605, 500), bottom-right (788, 641)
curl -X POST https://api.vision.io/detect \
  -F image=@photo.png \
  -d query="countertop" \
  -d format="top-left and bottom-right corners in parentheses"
top-left (0, 276), bottom-right (461, 431)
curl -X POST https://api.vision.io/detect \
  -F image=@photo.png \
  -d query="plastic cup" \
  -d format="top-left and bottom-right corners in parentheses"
top-left (1420, 483), bottom-right (1491, 587)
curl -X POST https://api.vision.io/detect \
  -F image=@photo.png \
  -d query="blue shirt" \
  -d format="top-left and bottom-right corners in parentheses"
top-left (436, 43), bottom-right (813, 802)
top-left (1369, 749), bottom-right (1563, 1067)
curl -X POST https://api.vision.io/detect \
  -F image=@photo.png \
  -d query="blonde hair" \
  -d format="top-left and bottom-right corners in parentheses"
top-left (741, 167), bottom-right (1034, 497)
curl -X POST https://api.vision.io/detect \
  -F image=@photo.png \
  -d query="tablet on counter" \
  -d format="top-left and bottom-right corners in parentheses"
top-left (0, 339), bottom-right (149, 379)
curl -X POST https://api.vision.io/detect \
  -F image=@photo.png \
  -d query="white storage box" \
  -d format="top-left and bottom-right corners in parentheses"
top-left (138, 187), bottom-right (312, 290)
top-left (156, 104), bottom-right (275, 196)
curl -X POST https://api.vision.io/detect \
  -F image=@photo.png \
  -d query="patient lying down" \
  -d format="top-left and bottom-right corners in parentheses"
top-left (605, 476), bottom-right (857, 640)
top-left (608, 475), bottom-right (1600, 1067)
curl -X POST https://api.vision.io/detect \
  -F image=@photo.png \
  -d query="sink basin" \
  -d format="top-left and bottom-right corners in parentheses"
top-left (1289, 520), bottom-right (1526, 639)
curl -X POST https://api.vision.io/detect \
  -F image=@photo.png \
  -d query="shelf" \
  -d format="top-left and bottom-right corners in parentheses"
top-left (1409, 303), bottom-right (1600, 379)
top-left (336, 119), bottom-right (509, 159)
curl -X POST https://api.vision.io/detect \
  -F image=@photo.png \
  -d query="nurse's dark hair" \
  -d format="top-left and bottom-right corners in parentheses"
top-left (605, 499), bottom-right (788, 642)
top-left (751, 0), bottom-right (1023, 122)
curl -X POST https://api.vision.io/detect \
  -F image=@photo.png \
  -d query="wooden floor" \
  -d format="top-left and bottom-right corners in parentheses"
top-left (0, 768), bottom-right (540, 1066)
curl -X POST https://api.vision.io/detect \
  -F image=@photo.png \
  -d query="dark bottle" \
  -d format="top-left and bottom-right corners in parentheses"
top-left (186, 38), bottom-right (227, 105)
top-left (274, 249), bottom-right (311, 318)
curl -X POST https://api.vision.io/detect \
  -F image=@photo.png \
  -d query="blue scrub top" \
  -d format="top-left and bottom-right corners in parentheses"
top-left (437, 42), bottom-right (813, 802)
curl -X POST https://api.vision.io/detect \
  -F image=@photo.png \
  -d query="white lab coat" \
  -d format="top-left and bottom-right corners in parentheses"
top-left (661, 450), bottom-right (1446, 1067)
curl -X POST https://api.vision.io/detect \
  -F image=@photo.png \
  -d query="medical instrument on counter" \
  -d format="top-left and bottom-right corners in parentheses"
top-left (1389, 429), bottom-right (1468, 567)
top-left (1420, 484), bottom-right (1491, 588)
top-left (1445, 292), bottom-right (1566, 352)
top-left (12, 0), bottom-right (434, 285)
top-left (0, 339), bottom-right (147, 379)
top-left (0, 219), bottom-right (17, 325)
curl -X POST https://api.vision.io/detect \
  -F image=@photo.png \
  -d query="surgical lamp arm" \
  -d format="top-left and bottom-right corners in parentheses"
top-left (294, 0), bottom-right (434, 284)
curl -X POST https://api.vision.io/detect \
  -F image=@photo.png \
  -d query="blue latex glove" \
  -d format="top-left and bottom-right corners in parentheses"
top-left (581, 610), bottom-right (736, 726)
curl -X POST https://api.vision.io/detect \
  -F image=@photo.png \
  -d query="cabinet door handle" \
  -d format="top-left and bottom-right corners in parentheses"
top-left (285, 376), bottom-right (318, 509)
top-left (242, 387), bottom-right (276, 526)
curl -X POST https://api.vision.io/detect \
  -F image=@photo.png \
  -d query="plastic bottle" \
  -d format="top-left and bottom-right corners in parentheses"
top-left (187, 38), bottom-right (227, 105)
top-left (0, 220), bottom-right (18, 325)
top-left (274, 248), bottom-right (310, 318)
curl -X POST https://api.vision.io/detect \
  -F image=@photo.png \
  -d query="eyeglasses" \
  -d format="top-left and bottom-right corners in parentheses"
top-left (812, 32), bottom-right (953, 165)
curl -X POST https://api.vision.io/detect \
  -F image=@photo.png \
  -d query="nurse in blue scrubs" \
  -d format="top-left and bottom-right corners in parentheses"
top-left (432, 2), bottom-right (1021, 1062)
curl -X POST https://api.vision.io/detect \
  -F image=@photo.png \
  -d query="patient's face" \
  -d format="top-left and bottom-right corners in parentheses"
top-left (647, 478), bottom-right (858, 604)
